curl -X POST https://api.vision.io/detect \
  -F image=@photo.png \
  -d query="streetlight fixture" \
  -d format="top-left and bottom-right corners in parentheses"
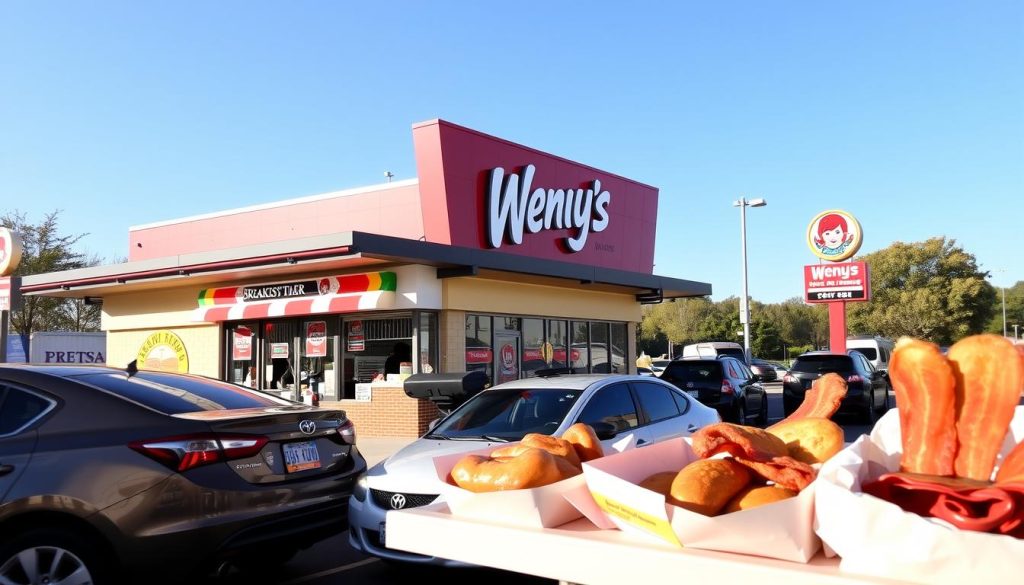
top-left (733, 196), bottom-right (767, 365)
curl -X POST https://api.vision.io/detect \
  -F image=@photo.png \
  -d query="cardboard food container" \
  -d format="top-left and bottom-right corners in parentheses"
top-left (578, 437), bottom-right (821, 563)
top-left (433, 434), bottom-right (636, 529)
top-left (815, 407), bottom-right (1024, 584)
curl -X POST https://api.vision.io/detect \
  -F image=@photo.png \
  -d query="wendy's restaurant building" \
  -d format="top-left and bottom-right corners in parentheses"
top-left (22, 120), bottom-right (711, 437)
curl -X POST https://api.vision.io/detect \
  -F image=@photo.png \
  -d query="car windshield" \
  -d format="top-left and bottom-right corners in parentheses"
top-left (428, 387), bottom-right (584, 441)
top-left (660, 361), bottom-right (723, 383)
top-left (791, 355), bottom-right (853, 373)
top-left (716, 347), bottom-right (745, 358)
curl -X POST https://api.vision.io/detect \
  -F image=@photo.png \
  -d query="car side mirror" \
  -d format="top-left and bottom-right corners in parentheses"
top-left (591, 421), bottom-right (617, 441)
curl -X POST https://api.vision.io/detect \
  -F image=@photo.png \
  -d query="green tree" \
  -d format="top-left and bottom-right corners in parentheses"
top-left (1, 210), bottom-right (102, 336)
top-left (987, 281), bottom-right (1024, 338)
top-left (847, 237), bottom-right (995, 345)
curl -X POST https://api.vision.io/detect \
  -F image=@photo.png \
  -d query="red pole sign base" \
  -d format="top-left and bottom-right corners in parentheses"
top-left (829, 301), bottom-right (847, 354)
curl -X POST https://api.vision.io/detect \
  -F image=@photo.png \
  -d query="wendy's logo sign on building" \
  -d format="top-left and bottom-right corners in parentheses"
top-left (487, 164), bottom-right (611, 253)
top-left (806, 210), bottom-right (862, 262)
top-left (0, 228), bottom-right (24, 276)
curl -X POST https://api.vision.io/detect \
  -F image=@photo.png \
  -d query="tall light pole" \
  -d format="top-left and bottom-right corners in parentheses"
top-left (733, 196), bottom-right (767, 365)
top-left (1002, 284), bottom-right (1007, 338)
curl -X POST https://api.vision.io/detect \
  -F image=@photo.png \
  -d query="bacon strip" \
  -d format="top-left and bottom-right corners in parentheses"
top-left (770, 372), bottom-right (847, 429)
top-left (996, 441), bottom-right (1024, 484)
top-left (733, 455), bottom-right (817, 492)
top-left (692, 422), bottom-right (789, 460)
top-left (949, 334), bottom-right (1024, 481)
top-left (889, 338), bottom-right (957, 476)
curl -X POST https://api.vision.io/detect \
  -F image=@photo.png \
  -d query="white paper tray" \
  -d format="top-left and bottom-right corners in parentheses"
top-left (385, 503), bottom-right (918, 585)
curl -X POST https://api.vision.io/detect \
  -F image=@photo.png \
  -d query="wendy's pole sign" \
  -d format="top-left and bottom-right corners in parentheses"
top-left (803, 210), bottom-right (869, 354)
top-left (0, 227), bottom-right (25, 363)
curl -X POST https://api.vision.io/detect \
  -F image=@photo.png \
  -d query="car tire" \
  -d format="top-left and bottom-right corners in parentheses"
top-left (863, 388), bottom-right (878, 425)
top-left (876, 385), bottom-right (891, 415)
top-left (782, 394), bottom-right (798, 417)
top-left (755, 395), bottom-right (768, 427)
top-left (731, 400), bottom-right (746, 425)
top-left (0, 527), bottom-right (111, 585)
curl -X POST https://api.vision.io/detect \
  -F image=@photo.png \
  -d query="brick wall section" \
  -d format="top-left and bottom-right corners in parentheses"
top-left (322, 388), bottom-right (441, 438)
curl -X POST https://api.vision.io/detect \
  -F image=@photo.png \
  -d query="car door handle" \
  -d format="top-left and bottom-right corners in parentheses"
top-left (636, 439), bottom-right (649, 447)
top-left (0, 464), bottom-right (14, 477)
top-left (687, 424), bottom-right (698, 432)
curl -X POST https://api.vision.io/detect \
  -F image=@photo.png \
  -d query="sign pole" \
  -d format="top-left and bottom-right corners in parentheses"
top-left (828, 302), bottom-right (847, 354)
top-left (0, 309), bottom-right (8, 363)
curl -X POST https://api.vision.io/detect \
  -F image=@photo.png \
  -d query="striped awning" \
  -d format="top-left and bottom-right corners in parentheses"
top-left (192, 271), bottom-right (396, 322)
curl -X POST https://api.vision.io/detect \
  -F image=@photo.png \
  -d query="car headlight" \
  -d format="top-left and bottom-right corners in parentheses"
top-left (353, 473), bottom-right (368, 502)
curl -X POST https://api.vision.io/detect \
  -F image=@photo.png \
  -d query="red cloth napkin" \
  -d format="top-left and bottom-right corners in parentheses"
top-left (863, 473), bottom-right (1024, 538)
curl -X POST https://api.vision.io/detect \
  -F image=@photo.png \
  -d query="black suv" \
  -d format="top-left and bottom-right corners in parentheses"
top-left (659, 356), bottom-right (768, 425)
top-left (782, 351), bottom-right (890, 423)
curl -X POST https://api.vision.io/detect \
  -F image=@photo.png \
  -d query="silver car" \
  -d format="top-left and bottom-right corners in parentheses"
top-left (347, 373), bottom-right (720, 566)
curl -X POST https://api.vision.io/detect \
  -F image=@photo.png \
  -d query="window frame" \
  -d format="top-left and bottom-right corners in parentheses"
top-left (0, 383), bottom-right (58, 438)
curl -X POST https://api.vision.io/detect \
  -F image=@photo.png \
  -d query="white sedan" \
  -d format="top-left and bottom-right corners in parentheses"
top-left (348, 372), bottom-right (721, 567)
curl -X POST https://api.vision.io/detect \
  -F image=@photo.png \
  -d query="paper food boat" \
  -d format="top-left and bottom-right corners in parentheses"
top-left (432, 434), bottom-right (636, 529)
top-left (578, 437), bottom-right (821, 563)
top-left (815, 407), bottom-right (1024, 584)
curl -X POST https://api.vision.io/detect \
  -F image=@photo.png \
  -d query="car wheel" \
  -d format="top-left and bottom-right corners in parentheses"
top-left (782, 394), bottom-right (798, 417)
top-left (0, 527), bottom-right (111, 585)
top-left (731, 400), bottom-right (746, 425)
top-left (876, 384), bottom-right (891, 414)
top-left (755, 395), bottom-right (768, 427)
top-left (863, 388), bottom-right (878, 425)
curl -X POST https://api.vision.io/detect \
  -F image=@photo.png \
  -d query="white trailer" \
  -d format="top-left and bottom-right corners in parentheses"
top-left (28, 331), bottom-right (107, 364)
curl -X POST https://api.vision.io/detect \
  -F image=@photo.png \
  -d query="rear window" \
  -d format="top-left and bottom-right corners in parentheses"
top-left (73, 372), bottom-right (292, 414)
top-left (661, 361), bottom-right (723, 383)
top-left (791, 355), bottom-right (854, 373)
top-left (852, 347), bottom-right (878, 360)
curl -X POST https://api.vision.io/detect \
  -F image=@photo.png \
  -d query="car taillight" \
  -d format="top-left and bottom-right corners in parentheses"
top-left (337, 418), bottom-right (356, 445)
top-left (783, 374), bottom-right (797, 384)
top-left (721, 379), bottom-right (735, 395)
top-left (129, 433), bottom-right (269, 472)
top-left (847, 374), bottom-right (863, 384)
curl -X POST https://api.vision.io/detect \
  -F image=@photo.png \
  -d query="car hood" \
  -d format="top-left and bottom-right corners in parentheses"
top-left (365, 438), bottom-right (503, 495)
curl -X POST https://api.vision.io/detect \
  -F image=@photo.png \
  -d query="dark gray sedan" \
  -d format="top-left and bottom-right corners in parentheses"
top-left (0, 364), bottom-right (365, 584)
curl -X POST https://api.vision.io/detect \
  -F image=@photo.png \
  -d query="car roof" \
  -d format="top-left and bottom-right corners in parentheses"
top-left (488, 374), bottom-right (649, 391)
top-left (0, 363), bottom-right (129, 377)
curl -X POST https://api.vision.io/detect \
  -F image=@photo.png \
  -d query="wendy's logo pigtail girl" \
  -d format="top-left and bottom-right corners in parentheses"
top-left (813, 213), bottom-right (855, 258)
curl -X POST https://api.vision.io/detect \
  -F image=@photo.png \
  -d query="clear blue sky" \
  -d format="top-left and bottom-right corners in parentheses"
top-left (2, 1), bottom-right (1021, 303)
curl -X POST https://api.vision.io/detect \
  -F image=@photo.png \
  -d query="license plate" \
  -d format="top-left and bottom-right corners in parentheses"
top-left (686, 390), bottom-right (699, 398)
top-left (283, 440), bottom-right (321, 473)
top-left (379, 522), bottom-right (387, 546)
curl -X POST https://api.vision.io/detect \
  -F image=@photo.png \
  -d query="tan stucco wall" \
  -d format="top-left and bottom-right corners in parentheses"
top-left (101, 285), bottom-right (221, 377)
top-left (443, 278), bottom-right (641, 322)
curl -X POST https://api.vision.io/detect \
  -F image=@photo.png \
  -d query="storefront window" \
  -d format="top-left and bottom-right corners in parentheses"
top-left (417, 312), bottom-right (438, 374)
top-left (547, 319), bottom-right (568, 369)
top-left (226, 323), bottom-right (258, 388)
top-left (610, 322), bottom-right (627, 374)
top-left (465, 315), bottom-right (493, 380)
top-left (340, 316), bottom-right (412, 399)
top-left (521, 318), bottom-right (545, 377)
top-left (301, 319), bottom-right (339, 401)
top-left (571, 321), bottom-right (590, 372)
top-left (264, 320), bottom-right (300, 399)
top-left (590, 321), bottom-right (611, 373)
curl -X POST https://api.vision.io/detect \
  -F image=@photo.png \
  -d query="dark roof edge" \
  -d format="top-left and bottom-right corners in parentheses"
top-left (21, 231), bottom-right (711, 299)
top-left (349, 232), bottom-right (711, 298)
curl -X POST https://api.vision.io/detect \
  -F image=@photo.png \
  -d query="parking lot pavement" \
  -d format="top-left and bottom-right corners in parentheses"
top-left (357, 436), bottom-right (413, 467)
